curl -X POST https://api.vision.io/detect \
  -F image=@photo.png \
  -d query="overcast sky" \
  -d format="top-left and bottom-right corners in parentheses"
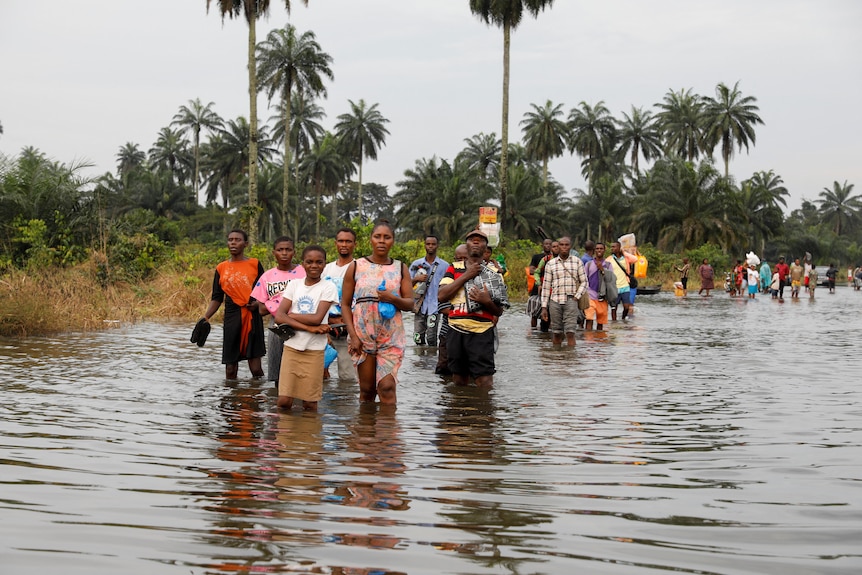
top-left (2, 0), bottom-right (860, 212)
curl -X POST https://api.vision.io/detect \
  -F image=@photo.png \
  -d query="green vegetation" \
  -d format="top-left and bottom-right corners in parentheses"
top-left (2, 3), bottom-right (860, 334)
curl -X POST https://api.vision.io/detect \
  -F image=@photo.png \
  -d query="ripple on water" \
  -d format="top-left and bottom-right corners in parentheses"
top-left (2, 293), bottom-right (862, 574)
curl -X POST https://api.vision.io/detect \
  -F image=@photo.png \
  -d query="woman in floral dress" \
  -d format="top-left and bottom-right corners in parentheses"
top-left (341, 220), bottom-right (414, 404)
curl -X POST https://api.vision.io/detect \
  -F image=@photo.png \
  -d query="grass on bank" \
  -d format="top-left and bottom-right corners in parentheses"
top-left (1, 239), bottom-right (716, 337)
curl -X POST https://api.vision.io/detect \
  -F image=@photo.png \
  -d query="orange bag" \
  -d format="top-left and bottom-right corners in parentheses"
top-left (525, 266), bottom-right (536, 292)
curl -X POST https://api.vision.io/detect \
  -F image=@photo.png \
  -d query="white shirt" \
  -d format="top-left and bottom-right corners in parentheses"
top-left (280, 279), bottom-right (338, 351)
top-left (323, 259), bottom-right (353, 316)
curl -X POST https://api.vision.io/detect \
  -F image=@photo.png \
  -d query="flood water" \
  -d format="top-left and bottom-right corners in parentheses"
top-left (2, 288), bottom-right (862, 574)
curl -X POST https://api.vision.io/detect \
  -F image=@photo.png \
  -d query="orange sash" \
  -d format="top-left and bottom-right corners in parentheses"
top-left (216, 258), bottom-right (260, 357)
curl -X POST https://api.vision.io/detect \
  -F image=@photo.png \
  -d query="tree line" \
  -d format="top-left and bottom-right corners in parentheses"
top-left (2, 0), bottom-right (861, 276)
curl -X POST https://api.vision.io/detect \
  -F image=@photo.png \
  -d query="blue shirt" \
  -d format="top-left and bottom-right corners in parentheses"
top-left (409, 256), bottom-right (449, 315)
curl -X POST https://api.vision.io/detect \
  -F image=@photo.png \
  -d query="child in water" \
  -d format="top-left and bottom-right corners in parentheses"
top-left (273, 245), bottom-right (338, 411)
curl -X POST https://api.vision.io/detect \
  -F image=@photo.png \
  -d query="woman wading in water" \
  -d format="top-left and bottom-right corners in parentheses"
top-left (201, 229), bottom-right (265, 379)
top-left (341, 220), bottom-right (414, 404)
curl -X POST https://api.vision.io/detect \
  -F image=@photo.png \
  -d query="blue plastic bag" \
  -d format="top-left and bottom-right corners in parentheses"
top-left (378, 279), bottom-right (397, 319)
top-left (324, 343), bottom-right (338, 368)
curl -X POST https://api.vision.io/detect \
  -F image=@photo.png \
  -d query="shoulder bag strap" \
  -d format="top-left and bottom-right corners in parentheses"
top-left (613, 256), bottom-right (631, 278)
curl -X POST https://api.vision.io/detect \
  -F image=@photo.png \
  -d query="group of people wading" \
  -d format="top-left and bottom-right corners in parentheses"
top-left (199, 224), bottom-right (510, 409)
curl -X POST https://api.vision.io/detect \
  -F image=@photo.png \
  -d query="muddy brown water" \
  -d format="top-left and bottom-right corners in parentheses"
top-left (2, 288), bottom-right (861, 574)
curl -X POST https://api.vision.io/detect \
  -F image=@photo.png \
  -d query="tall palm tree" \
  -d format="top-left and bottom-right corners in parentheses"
top-left (818, 180), bottom-right (861, 236)
top-left (456, 132), bottom-right (501, 181)
top-left (171, 99), bottom-right (223, 205)
top-left (655, 87), bottom-right (705, 161)
top-left (300, 132), bottom-right (350, 240)
top-left (334, 98), bottom-right (390, 222)
top-left (702, 81), bottom-right (764, 178)
top-left (740, 169), bottom-right (788, 254)
top-left (257, 24), bottom-right (333, 235)
top-left (269, 92), bottom-right (326, 235)
top-left (616, 106), bottom-right (662, 174)
top-left (567, 100), bottom-right (616, 190)
top-left (206, 0), bottom-right (308, 244)
top-left (469, 0), bottom-right (555, 229)
top-left (520, 100), bottom-right (568, 192)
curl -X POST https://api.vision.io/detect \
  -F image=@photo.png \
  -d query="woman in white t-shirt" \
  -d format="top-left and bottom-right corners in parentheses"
top-left (273, 245), bottom-right (338, 411)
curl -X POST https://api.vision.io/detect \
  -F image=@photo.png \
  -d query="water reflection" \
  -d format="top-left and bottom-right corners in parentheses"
top-left (2, 289), bottom-right (862, 574)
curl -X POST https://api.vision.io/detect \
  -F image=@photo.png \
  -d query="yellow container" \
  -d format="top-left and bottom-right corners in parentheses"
top-left (479, 207), bottom-right (497, 223)
top-left (674, 287), bottom-right (685, 296)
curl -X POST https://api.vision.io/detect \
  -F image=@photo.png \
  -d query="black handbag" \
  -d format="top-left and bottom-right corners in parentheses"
top-left (268, 324), bottom-right (296, 341)
top-left (613, 256), bottom-right (637, 289)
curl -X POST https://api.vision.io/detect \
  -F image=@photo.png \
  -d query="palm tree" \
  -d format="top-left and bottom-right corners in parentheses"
top-left (394, 156), bottom-right (490, 244)
top-left (520, 100), bottom-right (568, 192)
top-left (334, 98), bottom-right (390, 222)
top-left (740, 170), bottom-right (788, 254)
top-left (269, 92), bottom-right (326, 235)
top-left (202, 117), bottom-right (276, 212)
top-left (655, 88), bottom-right (705, 161)
top-left (818, 180), bottom-right (861, 236)
top-left (257, 24), bottom-right (333, 235)
top-left (633, 157), bottom-right (740, 251)
top-left (300, 132), bottom-right (350, 240)
top-left (116, 143), bottom-right (146, 188)
top-left (468, 0), bottom-right (555, 229)
top-left (148, 127), bottom-right (192, 186)
top-left (616, 106), bottom-right (662, 174)
top-left (171, 99), bottom-right (223, 205)
top-left (456, 132), bottom-right (501, 181)
top-left (702, 81), bottom-right (764, 178)
top-left (206, 0), bottom-right (308, 244)
top-left (567, 100), bottom-right (616, 190)
top-left (505, 162), bottom-right (573, 240)
top-left (570, 175), bottom-right (631, 244)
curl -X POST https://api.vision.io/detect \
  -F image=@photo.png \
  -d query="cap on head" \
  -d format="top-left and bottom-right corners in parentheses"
top-left (465, 229), bottom-right (488, 241)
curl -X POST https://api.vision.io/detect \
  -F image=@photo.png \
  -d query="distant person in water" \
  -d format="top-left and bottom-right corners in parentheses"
top-left (807, 265), bottom-right (819, 299)
top-left (675, 257), bottom-right (691, 295)
top-left (201, 229), bottom-right (265, 379)
top-left (746, 265), bottom-right (760, 299)
top-left (697, 258), bottom-right (714, 296)
top-left (825, 263), bottom-right (838, 293)
top-left (789, 258), bottom-right (804, 299)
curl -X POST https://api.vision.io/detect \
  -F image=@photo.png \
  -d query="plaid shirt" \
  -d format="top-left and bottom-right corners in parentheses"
top-left (541, 256), bottom-right (587, 306)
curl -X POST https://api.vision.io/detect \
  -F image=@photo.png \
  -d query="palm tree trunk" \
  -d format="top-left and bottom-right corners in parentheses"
top-left (282, 84), bottom-right (292, 236)
top-left (294, 155), bottom-right (301, 239)
top-left (331, 187), bottom-right (338, 226)
top-left (247, 15), bottom-right (259, 245)
top-left (193, 129), bottom-right (201, 205)
top-left (499, 22), bottom-right (511, 230)
top-left (542, 157), bottom-right (548, 193)
top-left (357, 158), bottom-right (364, 222)
top-left (315, 181), bottom-right (321, 241)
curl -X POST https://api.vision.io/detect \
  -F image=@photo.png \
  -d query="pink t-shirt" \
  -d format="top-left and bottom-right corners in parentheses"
top-left (251, 266), bottom-right (306, 316)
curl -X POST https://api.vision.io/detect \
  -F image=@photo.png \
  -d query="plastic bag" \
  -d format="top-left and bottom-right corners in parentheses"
top-left (378, 279), bottom-right (396, 319)
top-left (746, 251), bottom-right (761, 266)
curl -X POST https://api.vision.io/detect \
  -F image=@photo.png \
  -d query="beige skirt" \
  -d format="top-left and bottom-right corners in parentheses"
top-left (278, 346), bottom-right (325, 401)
